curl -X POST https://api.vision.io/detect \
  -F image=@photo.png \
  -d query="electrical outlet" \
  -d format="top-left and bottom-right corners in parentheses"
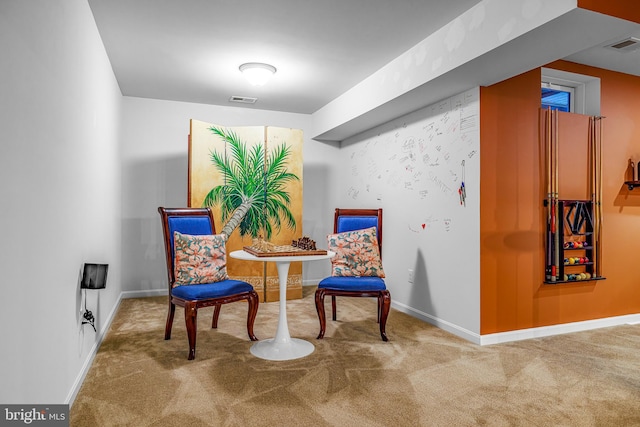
top-left (408, 269), bottom-right (414, 283)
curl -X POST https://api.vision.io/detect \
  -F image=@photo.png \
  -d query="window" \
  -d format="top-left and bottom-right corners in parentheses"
top-left (541, 83), bottom-right (573, 112)
top-left (541, 68), bottom-right (601, 116)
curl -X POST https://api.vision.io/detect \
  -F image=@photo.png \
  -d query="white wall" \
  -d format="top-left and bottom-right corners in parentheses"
top-left (0, 0), bottom-right (122, 404)
top-left (120, 97), bottom-right (337, 295)
top-left (336, 88), bottom-right (481, 338)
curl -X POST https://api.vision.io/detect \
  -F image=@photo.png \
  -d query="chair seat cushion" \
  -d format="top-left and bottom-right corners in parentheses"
top-left (318, 276), bottom-right (386, 292)
top-left (171, 279), bottom-right (254, 300)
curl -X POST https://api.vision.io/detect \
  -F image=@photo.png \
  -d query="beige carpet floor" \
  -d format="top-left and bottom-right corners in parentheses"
top-left (70, 288), bottom-right (640, 426)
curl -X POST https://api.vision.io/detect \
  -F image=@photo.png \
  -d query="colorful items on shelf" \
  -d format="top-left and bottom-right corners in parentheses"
top-left (563, 241), bottom-right (587, 249)
top-left (563, 272), bottom-right (592, 281)
top-left (563, 256), bottom-right (589, 265)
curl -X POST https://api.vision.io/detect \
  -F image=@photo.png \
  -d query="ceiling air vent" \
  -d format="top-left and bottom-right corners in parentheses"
top-left (605, 37), bottom-right (640, 53)
top-left (229, 95), bottom-right (257, 104)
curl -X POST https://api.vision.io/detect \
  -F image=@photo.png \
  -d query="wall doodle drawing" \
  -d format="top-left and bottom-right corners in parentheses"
top-left (340, 87), bottom-right (479, 235)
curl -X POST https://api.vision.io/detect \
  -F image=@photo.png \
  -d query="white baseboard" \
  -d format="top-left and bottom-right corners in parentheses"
top-left (480, 313), bottom-right (640, 345)
top-left (65, 292), bottom-right (125, 406)
top-left (65, 288), bottom-right (168, 407)
top-left (121, 288), bottom-right (168, 299)
top-left (392, 301), bottom-right (640, 346)
top-left (391, 301), bottom-right (481, 344)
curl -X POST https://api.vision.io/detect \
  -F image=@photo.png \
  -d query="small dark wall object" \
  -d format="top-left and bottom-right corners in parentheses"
top-left (81, 263), bottom-right (108, 332)
top-left (81, 263), bottom-right (108, 289)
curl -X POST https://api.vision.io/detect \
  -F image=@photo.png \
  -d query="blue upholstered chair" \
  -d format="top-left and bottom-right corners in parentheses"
top-left (315, 208), bottom-right (391, 341)
top-left (158, 207), bottom-right (259, 360)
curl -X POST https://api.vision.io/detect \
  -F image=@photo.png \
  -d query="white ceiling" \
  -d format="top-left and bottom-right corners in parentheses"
top-left (87, 0), bottom-right (481, 113)
top-left (564, 34), bottom-right (640, 78)
top-left (88, 0), bottom-right (640, 118)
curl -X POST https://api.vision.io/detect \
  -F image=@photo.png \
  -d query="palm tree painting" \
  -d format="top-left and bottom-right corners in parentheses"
top-left (188, 120), bottom-right (304, 302)
top-left (203, 126), bottom-right (299, 239)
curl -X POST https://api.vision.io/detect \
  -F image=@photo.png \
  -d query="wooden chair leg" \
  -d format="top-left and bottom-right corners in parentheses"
top-left (212, 304), bottom-right (221, 329)
top-left (246, 291), bottom-right (259, 341)
top-left (315, 289), bottom-right (327, 339)
top-left (184, 302), bottom-right (198, 360)
top-left (378, 290), bottom-right (391, 342)
top-left (165, 301), bottom-right (176, 340)
top-left (331, 295), bottom-right (337, 321)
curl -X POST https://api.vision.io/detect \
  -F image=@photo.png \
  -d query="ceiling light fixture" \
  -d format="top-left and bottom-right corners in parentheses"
top-left (239, 62), bottom-right (277, 86)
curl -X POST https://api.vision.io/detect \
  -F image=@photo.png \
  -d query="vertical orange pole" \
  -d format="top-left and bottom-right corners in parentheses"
top-left (589, 117), bottom-right (596, 278)
top-left (597, 117), bottom-right (604, 277)
top-left (546, 108), bottom-right (553, 282)
top-left (553, 110), bottom-right (563, 280)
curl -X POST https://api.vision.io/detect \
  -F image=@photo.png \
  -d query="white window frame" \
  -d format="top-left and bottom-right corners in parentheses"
top-left (541, 68), bottom-right (601, 116)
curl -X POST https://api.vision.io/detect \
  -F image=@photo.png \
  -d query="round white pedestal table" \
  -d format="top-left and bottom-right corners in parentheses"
top-left (229, 249), bottom-right (335, 361)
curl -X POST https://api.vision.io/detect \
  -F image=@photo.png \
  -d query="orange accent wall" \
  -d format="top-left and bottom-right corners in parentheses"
top-left (578, 0), bottom-right (640, 24)
top-left (480, 60), bottom-right (640, 334)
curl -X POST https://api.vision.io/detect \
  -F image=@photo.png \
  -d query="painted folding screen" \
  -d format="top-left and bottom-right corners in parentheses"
top-left (188, 119), bottom-right (304, 302)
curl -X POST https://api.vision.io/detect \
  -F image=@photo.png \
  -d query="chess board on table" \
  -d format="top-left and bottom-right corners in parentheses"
top-left (244, 236), bottom-right (327, 257)
top-left (243, 244), bottom-right (327, 257)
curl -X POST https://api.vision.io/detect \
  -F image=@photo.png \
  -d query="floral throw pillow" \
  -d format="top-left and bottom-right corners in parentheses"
top-left (327, 226), bottom-right (385, 277)
top-left (173, 232), bottom-right (229, 286)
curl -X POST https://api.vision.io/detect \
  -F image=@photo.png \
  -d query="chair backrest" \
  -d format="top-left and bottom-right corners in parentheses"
top-left (158, 207), bottom-right (216, 289)
top-left (334, 208), bottom-right (383, 259)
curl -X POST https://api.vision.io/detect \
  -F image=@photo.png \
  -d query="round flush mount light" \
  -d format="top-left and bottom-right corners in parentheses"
top-left (239, 62), bottom-right (277, 86)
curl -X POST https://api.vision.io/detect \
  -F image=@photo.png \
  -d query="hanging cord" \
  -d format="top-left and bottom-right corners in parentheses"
top-left (82, 290), bottom-right (96, 332)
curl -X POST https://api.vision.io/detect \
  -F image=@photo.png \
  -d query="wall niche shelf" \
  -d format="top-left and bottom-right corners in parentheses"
top-left (543, 112), bottom-right (604, 285)
top-left (544, 199), bottom-right (606, 285)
